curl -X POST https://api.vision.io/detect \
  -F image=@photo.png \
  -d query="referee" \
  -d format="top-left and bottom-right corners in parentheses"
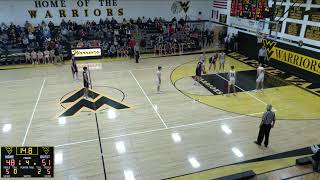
top-left (254, 104), bottom-right (276, 148)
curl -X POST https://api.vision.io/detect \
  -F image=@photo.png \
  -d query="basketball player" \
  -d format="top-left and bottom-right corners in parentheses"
top-left (227, 65), bottom-right (236, 95)
top-left (71, 55), bottom-right (78, 80)
top-left (219, 51), bottom-right (226, 72)
top-left (194, 58), bottom-right (205, 85)
top-left (255, 63), bottom-right (265, 91)
top-left (156, 66), bottom-right (162, 93)
top-left (199, 53), bottom-right (205, 63)
top-left (208, 53), bottom-right (217, 71)
top-left (83, 67), bottom-right (90, 98)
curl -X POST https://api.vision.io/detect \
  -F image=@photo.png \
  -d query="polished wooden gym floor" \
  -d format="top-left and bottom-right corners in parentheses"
top-left (0, 53), bottom-right (319, 180)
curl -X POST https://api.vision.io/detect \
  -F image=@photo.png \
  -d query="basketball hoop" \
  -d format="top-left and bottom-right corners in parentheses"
top-left (256, 20), bottom-right (279, 43)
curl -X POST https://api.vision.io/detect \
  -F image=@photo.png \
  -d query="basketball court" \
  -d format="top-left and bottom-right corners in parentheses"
top-left (1, 53), bottom-right (319, 179)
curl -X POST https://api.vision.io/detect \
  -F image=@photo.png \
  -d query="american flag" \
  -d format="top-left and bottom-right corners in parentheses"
top-left (213, 0), bottom-right (228, 9)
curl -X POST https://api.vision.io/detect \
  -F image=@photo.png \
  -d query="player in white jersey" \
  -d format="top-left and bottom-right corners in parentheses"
top-left (156, 66), bottom-right (162, 93)
top-left (219, 51), bottom-right (226, 72)
top-left (227, 65), bottom-right (236, 95)
top-left (199, 53), bottom-right (205, 64)
top-left (255, 63), bottom-right (265, 91)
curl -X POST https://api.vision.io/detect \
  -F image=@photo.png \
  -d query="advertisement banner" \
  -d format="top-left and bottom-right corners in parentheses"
top-left (71, 48), bottom-right (102, 58)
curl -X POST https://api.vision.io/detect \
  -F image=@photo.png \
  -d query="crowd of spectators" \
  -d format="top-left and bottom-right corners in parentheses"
top-left (0, 16), bottom-right (214, 65)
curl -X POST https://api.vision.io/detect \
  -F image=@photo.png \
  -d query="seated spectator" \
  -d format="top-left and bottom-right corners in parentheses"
top-left (109, 44), bottom-right (116, 58)
top-left (146, 18), bottom-right (152, 27)
top-left (25, 51), bottom-right (31, 64)
top-left (44, 49), bottom-right (50, 64)
top-left (77, 40), bottom-right (85, 48)
top-left (22, 36), bottom-right (29, 47)
top-left (58, 44), bottom-right (64, 64)
top-left (31, 50), bottom-right (37, 65)
top-left (28, 32), bottom-right (35, 42)
top-left (154, 44), bottom-right (158, 56)
top-left (54, 47), bottom-right (61, 64)
top-left (48, 21), bottom-right (54, 30)
top-left (37, 50), bottom-right (44, 64)
top-left (49, 48), bottom-right (55, 63)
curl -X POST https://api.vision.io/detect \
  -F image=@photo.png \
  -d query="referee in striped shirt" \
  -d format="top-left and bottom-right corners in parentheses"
top-left (255, 104), bottom-right (276, 148)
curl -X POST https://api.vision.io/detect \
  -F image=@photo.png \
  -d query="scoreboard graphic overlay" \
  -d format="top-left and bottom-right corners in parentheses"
top-left (1, 147), bottom-right (54, 178)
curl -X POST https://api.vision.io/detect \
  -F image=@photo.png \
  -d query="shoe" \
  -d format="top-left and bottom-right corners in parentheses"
top-left (254, 141), bottom-right (261, 146)
top-left (264, 144), bottom-right (268, 148)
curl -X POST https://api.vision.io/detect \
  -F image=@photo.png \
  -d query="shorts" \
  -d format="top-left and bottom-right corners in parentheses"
top-left (196, 69), bottom-right (201, 77)
top-left (84, 81), bottom-right (89, 88)
top-left (256, 75), bottom-right (264, 82)
top-left (220, 60), bottom-right (225, 64)
top-left (229, 79), bottom-right (235, 85)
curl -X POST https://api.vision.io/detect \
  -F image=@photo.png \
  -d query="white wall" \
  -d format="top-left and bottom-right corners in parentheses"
top-left (0, 0), bottom-right (211, 25)
top-left (272, 0), bottom-right (320, 47)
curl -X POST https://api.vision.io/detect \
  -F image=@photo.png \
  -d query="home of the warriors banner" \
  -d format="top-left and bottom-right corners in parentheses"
top-left (263, 39), bottom-right (320, 76)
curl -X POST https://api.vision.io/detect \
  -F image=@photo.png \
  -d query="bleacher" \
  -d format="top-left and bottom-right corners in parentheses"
top-left (0, 19), bottom-right (207, 65)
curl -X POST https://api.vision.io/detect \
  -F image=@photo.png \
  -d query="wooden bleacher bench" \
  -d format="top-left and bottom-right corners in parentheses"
top-left (212, 170), bottom-right (256, 180)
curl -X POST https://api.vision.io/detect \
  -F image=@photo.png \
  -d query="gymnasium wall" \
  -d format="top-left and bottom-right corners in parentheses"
top-left (238, 31), bottom-right (320, 83)
top-left (0, 0), bottom-right (211, 25)
top-left (224, 0), bottom-right (320, 52)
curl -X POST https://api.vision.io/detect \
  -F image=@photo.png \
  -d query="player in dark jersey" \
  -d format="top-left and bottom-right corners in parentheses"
top-left (71, 55), bottom-right (78, 80)
top-left (83, 67), bottom-right (90, 98)
top-left (208, 53), bottom-right (217, 71)
top-left (194, 60), bottom-right (205, 85)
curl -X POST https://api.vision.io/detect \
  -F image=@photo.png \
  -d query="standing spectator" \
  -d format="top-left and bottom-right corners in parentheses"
top-left (128, 38), bottom-right (136, 59)
top-left (258, 46), bottom-right (266, 64)
top-left (254, 104), bottom-right (276, 148)
top-left (134, 42), bottom-right (140, 63)
top-left (22, 36), bottom-right (29, 48)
